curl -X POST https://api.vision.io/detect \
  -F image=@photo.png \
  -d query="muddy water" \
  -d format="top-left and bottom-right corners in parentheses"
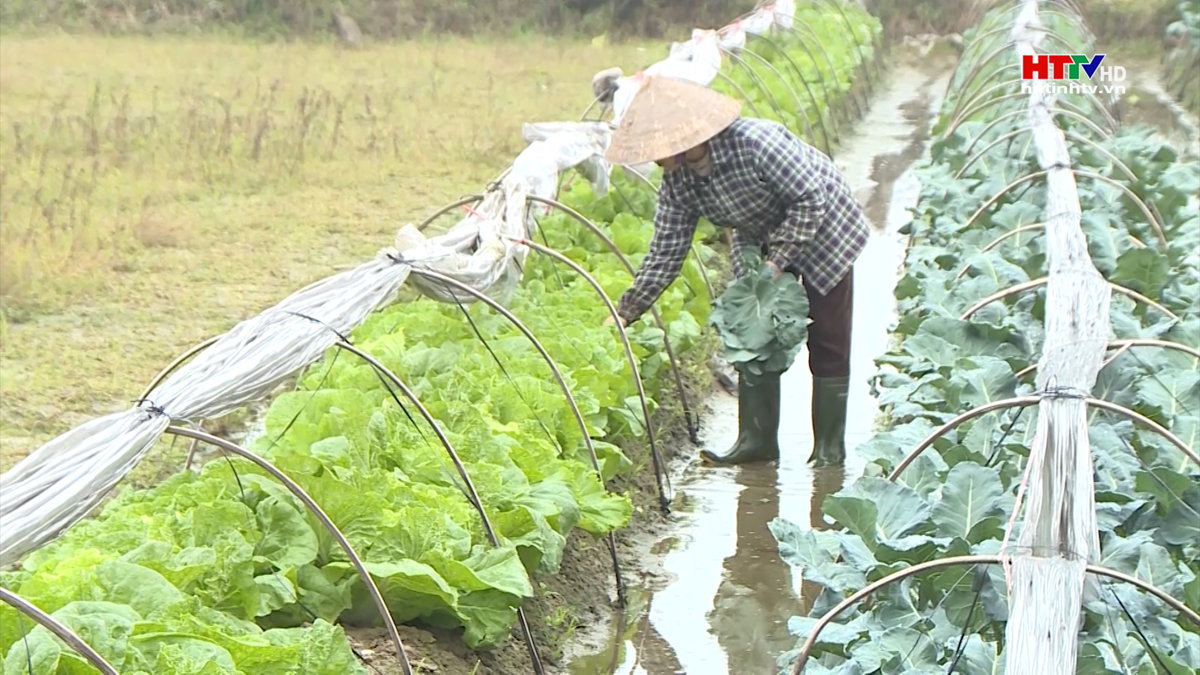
top-left (564, 61), bottom-right (953, 675)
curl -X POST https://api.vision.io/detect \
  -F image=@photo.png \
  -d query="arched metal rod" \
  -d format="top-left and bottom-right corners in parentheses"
top-left (788, 554), bottom-right (1200, 674)
top-left (945, 26), bottom-right (1102, 122)
top-left (713, 69), bottom-right (763, 117)
top-left (793, 15), bottom-right (869, 118)
top-left (957, 132), bottom-right (1161, 240)
top-left (410, 192), bottom-right (702, 446)
top-left (747, 14), bottom-right (850, 112)
top-left (948, 66), bottom-right (1025, 126)
top-left (949, 51), bottom-right (1116, 136)
top-left (952, 223), bottom-right (1043, 282)
top-left (1056, 96), bottom-right (1120, 135)
top-left (819, 0), bottom-right (877, 96)
top-left (886, 396), bottom-right (1039, 480)
top-left (1016, 339), bottom-right (1200, 380)
top-left (947, 92), bottom-right (1032, 136)
top-left (1063, 131), bottom-right (1143, 187)
top-left (578, 92), bottom-right (606, 122)
top-left (523, 184), bottom-right (703, 443)
top-left (1106, 339), bottom-right (1200, 362)
top-left (0, 587), bottom-right (120, 675)
top-left (884, 394), bottom-right (1199, 483)
top-left (138, 335), bottom-right (220, 403)
top-left (959, 276), bottom-right (1180, 322)
top-left (736, 45), bottom-right (823, 151)
top-left (768, 22), bottom-right (864, 121)
top-left (955, 127), bottom-right (1032, 179)
top-left (136, 335), bottom-right (222, 470)
top-left (955, 122), bottom-right (1144, 184)
top-left (951, 4), bottom-right (1105, 114)
top-left (415, 194), bottom-right (491, 231)
top-left (502, 233), bottom-right (674, 513)
top-left (943, 40), bottom-right (1024, 115)
top-left (332, 342), bottom-right (556, 672)
top-left (164, 425), bottom-right (413, 675)
top-left (526, 194), bottom-right (701, 445)
top-left (746, 31), bottom-right (845, 140)
top-left (961, 106), bottom-right (1112, 162)
top-left (721, 48), bottom-right (796, 135)
top-left (1087, 399), bottom-right (1198, 459)
top-left (739, 29), bottom-right (844, 124)
top-left (960, 170), bottom-right (1167, 248)
top-left (956, 22), bottom-right (1024, 75)
top-left (953, 67), bottom-right (1116, 139)
top-left (951, 66), bottom-right (1118, 142)
top-left (952, 221), bottom-right (1148, 281)
top-left (408, 267), bottom-right (674, 514)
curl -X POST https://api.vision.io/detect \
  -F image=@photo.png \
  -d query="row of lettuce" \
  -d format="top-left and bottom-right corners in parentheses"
top-left (0, 3), bottom-right (882, 673)
top-left (771, 5), bottom-right (1200, 675)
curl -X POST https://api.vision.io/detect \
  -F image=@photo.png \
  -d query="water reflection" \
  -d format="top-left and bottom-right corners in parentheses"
top-left (809, 465), bottom-right (846, 532)
top-left (797, 464), bottom-right (848, 622)
top-left (708, 464), bottom-right (804, 673)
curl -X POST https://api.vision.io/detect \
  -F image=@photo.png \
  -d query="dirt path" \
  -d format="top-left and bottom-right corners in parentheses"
top-left (559, 56), bottom-right (955, 675)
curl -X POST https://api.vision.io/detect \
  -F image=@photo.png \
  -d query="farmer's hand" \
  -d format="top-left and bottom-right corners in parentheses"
top-left (604, 314), bottom-right (628, 328)
top-left (765, 260), bottom-right (783, 280)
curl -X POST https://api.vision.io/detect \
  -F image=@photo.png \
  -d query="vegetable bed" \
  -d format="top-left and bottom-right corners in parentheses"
top-left (771, 4), bottom-right (1200, 674)
top-left (0, 171), bottom-right (714, 673)
top-left (0, 2), bottom-right (883, 668)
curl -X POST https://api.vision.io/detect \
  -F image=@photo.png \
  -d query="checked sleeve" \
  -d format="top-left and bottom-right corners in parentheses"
top-left (616, 182), bottom-right (700, 324)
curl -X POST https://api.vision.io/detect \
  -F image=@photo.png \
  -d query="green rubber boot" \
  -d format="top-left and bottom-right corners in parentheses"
top-left (701, 369), bottom-right (781, 465)
top-left (809, 376), bottom-right (849, 467)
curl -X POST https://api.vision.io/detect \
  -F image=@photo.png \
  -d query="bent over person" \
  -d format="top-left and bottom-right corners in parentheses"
top-left (603, 74), bottom-right (869, 467)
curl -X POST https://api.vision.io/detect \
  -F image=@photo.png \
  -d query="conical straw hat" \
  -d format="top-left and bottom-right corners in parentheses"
top-left (605, 74), bottom-right (742, 166)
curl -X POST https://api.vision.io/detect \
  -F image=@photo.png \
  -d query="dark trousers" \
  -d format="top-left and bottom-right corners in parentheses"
top-left (795, 268), bottom-right (853, 378)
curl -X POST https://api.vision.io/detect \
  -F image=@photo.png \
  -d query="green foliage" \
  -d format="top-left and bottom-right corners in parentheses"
top-left (0, 7), bottom-right (879, 670)
top-left (771, 9), bottom-right (1200, 673)
top-left (712, 2), bottom-right (881, 154)
top-left (0, 170), bottom-right (716, 670)
top-left (709, 259), bottom-right (809, 375)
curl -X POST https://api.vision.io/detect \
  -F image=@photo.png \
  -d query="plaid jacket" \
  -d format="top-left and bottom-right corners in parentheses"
top-left (616, 117), bottom-right (869, 324)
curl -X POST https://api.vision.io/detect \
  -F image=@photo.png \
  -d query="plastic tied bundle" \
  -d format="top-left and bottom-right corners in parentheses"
top-left (608, 0), bottom-right (795, 124)
top-left (0, 123), bottom-right (612, 567)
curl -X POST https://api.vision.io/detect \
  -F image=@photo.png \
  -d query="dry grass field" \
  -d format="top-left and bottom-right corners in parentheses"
top-left (0, 33), bottom-right (656, 471)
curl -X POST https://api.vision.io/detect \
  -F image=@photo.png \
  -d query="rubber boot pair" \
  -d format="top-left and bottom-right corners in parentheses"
top-left (700, 369), bottom-right (781, 465)
top-left (701, 372), bottom-right (849, 466)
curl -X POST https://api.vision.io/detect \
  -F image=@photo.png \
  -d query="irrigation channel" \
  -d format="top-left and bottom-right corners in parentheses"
top-left (561, 58), bottom-right (955, 675)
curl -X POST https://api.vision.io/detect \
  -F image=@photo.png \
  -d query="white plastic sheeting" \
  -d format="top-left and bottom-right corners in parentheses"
top-left (1002, 1), bottom-right (1106, 672)
top-left (608, 0), bottom-right (798, 123)
top-left (0, 0), bottom-right (810, 567)
top-left (0, 123), bottom-right (611, 566)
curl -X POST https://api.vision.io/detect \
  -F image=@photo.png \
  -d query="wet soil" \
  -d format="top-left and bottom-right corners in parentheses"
top-left (560, 56), bottom-right (955, 675)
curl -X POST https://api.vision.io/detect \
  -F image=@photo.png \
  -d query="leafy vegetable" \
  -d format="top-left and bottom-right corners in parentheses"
top-left (708, 259), bottom-right (810, 375)
top-left (0, 5), bottom-right (879, 671)
top-left (771, 6), bottom-right (1200, 673)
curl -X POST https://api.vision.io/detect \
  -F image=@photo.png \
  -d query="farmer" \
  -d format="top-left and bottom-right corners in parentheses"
top-left (602, 74), bottom-right (868, 467)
